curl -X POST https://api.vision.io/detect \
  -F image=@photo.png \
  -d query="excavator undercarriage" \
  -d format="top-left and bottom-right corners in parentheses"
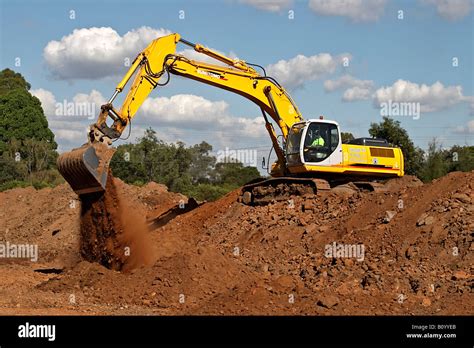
top-left (240, 176), bottom-right (387, 206)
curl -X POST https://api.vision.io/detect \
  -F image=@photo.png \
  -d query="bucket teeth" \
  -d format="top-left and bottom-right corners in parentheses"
top-left (57, 143), bottom-right (115, 195)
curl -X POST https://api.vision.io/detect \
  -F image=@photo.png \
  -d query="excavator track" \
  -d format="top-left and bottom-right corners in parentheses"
top-left (241, 177), bottom-right (331, 205)
top-left (240, 177), bottom-right (387, 206)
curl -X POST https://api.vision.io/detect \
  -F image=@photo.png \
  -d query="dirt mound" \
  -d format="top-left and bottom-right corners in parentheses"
top-left (383, 175), bottom-right (424, 191)
top-left (0, 172), bottom-right (472, 315)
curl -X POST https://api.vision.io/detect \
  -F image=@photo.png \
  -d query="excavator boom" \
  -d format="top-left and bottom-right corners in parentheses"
top-left (58, 33), bottom-right (303, 195)
top-left (57, 33), bottom-right (403, 200)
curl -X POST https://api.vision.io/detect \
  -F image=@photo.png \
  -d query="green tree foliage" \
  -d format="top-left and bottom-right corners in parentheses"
top-left (189, 141), bottom-right (216, 184)
top-left (416, 142), bottom-right (474, 182)
top-left (341, 132), bottom-right (354, 143)
top-left (110, 128), bottom-right (261, 201)
top-left (214, 161), bottom-right (261, 186)
top-left (0, 68), bottom-right (31, 96)
top-left (417, 139), bottom-right (449, 182)
top-left (0, 69), bottom-right (60, 189)
top-left (446, 145), bottom-right (474, 172)
top-left (369, 117), bottom-right (424, 175)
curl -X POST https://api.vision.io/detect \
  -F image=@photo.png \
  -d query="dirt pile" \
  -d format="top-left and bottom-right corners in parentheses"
top-left (0, 172), bottom-right (472, 315)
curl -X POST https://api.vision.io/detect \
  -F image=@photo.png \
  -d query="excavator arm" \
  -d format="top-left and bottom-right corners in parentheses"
top-left (59, 33), bottom-right (303, 194)
top-left (93, 34), bottom-right (302, 166)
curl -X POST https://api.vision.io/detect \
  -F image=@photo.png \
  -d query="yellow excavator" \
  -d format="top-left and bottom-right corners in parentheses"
top-left (57, 33), bottom-right (404, 204)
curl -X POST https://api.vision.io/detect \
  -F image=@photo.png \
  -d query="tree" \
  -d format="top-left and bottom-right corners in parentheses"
top-left (369, 117), bottom-right (423, 175)
top-left (188, 141), bottom-right (216, 184)
top-left (0, 69), bottom-right (59, 188)
top-left (214, 160), bottom-right (260, 186)
top-left (417, 139), bottom-right (449, 182)
top-left (446, 145), bottom-right (474, 173)
top-left (341, 132), bottom-right (354, 143)
top-left (0, 68), bottom-right (31, 96)
top-left (110, 127), bottom-right (261, 201)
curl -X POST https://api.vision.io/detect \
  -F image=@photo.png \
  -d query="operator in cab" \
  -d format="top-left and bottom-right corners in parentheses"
top-left (311, 128), bottom-right (325, 147)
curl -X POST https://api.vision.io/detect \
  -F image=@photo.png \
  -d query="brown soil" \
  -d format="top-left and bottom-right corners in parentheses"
top-left (0, 172), bottom-right (472, 315)
top-left (79, 172), bottom-right (153, 271)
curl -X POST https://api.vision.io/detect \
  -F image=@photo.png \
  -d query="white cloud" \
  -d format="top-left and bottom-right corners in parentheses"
top-left (324, 74), bottom-right (374, 101)
top-left (454, 119), bottom-right (474, 134)
top-left (31, 88), bottom-right (104, 148)
top-left (266, 53), bottom-right (351, 89)
top-left (31, 88), bottom-right (56, 115)
top-left (240, 0), bottom-right (293, 12)
top-left (373, 79), bottom-right (471, 112)
top-left (309, 0), bottom-right (387, 22)
top-left (177, 48), bottom-right (239, 67)
top-left (31, 89), bottom-right (267, 151)
top-left (422, 0), bottom-right (473, 21)
top-left (71, 90), bottom-right (106, 108)
top-left (44, 26), bottom-right (171, 79)
top-left (53, 129), bottom-right (86, 144)
top-left (139, 94), bottom-right (267, 145)
top-left (343, 86), bottom-right (373, 101)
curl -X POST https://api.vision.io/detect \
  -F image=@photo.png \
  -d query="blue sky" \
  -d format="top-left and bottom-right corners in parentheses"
top-left (1, 0), bottom-right (473, 162)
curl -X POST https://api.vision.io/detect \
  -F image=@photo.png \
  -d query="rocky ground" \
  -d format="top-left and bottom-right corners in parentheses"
top-left (0, 172), bottom-right (472, 315)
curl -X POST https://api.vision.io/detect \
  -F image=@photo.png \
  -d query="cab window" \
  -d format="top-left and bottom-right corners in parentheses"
top-left (303, 123), bottom-right (339, 163)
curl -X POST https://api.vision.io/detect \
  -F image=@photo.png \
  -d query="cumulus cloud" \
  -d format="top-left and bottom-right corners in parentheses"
top-left (31, 88), bottom-right (56, 116)
top-left (373, 79), bottom-right (471, 112)
top-left (454, 119), bottom-right (474, 134)
top-left (44, 26), bottom-right (171, 79)
top-left (266, 53), bottom-right (351, 89)
top-left (422, 0), bottom-right (473, 21)
top-left (31, 89), bottom-right (267, 151)
top-left (309, 0), bottom-right (387, 22)
top-left (177, 48), bottom-right (239, 67)
top-left (342, 86), bottom-right (373, 101)
top-left (31, 88), bottom-right (105, 120)
top-left (31, 88), bottom-right (105, 148)
top-left (139, 94), bottom-right (267, 144)
top-left (324, 74), bottom-right (374, 101)
top-left (240, 0), bottom-right (293, 12)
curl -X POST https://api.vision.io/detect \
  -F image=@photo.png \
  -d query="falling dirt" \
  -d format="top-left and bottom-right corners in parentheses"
top-left (0, 172), bottom-right (472, 315)
top-left (79, 171), bottom-right (154, 271)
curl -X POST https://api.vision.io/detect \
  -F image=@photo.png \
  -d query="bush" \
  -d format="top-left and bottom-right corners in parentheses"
top-left (186, 183), bottom-right (238, 201)
top-left (0, 180), bottom-right (30, 191)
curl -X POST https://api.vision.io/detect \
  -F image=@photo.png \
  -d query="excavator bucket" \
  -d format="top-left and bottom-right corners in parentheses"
top-left (57, 143), bottom-right (116, 196)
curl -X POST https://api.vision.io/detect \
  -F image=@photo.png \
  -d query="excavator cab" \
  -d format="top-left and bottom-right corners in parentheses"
top-left (285, 119), bottom-right (342, 168)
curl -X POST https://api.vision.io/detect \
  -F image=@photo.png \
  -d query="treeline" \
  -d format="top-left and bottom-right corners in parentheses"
top-left (366, 117), bottom-right (474, 181)
top-left (110, 128), bottom-right (260, 200)
top-left (0, 68), bottom-right (473, 198)
top-left (0, 69), bottom-right (61, 190)
top-left (417, 141), bottom-right (474, 182)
